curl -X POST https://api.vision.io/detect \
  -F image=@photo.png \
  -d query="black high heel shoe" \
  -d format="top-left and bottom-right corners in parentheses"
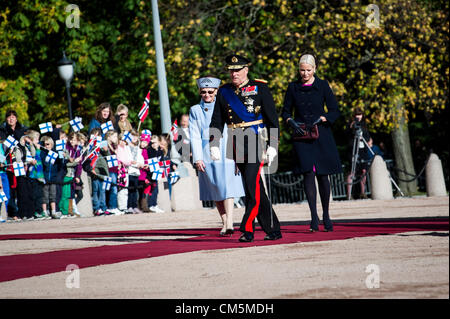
top-left (225, 229), bottom-right (234, 236)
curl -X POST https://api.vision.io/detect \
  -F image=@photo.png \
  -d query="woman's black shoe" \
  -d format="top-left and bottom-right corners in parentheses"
top-left (239, 232), bottom-right (254, 242)
top-left (309, 228), bottom-right (319, 232)
top-left (225, 229), bottom-right (234, 236)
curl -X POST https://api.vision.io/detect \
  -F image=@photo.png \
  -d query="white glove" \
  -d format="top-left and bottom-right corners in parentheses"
top-left (210, 146), bottom-right (221, 161)
top-left (266, 146), bottom-right (277, 165)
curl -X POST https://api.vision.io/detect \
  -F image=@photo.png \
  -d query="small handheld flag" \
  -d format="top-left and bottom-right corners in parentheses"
top-left (39, 122), bottom-right (53, 134)
top-left (171, 120), bottom-right (179, 141)
top-left (101, 121), bottom-right (114, 134)
top-left (169, 171), bottom-right (180, 185)
top-left (70, 117), bottom-right (84, 132)
top-left (102, 177), bottom-right (113, 191)
top-left (45, 150), bottom-right (58, 165)
top-left (55, 139), bottom-right (66, 151)
top-left (159, 160), bottom-right (171, 178)
top-left (138, 91), bottom-right (150, 122)
top-left (13, 162), bottom-right (26, 177)
top-left (106, 155), bottom-right (118, 168)
top-left (4, 136), bottom-right (18, 150)
top-left (0, 191), bottom-right (8, 203)
top-left (122, 131), bottom-right (133, 143)
top-left (147, 157), bottom-right (160, 172)
top-left (152, 169), bottom-right (163, 181)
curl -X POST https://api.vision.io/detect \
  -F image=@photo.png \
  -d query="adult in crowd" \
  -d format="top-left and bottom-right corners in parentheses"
top-left (176, 114), bottom-right (192, 163)
top-left (0, 110), bottom-right (29, 217)
top-left (88, 102), bottom-right (116, 137)
top-left (190, 76), bottom-right (245, 236)
top-left (281, 53), bottom-right (342, 232)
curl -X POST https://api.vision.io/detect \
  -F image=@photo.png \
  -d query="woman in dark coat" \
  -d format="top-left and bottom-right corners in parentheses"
top-left (281, 54), bottom-right (342, 232)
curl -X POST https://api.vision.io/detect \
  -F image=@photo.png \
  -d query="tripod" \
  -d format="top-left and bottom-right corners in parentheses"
top-left (347, 127), bottom-right (404, 199)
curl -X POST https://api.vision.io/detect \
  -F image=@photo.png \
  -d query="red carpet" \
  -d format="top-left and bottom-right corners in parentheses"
top-left (0, 218), bottom-right (447, 283)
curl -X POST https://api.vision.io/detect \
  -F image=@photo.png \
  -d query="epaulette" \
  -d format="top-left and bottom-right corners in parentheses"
top-left (255, 78), bottom-right (268, 84)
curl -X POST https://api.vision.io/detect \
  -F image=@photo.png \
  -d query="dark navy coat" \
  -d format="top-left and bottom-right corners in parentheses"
top-left (281, 75), bottom-right (342, 175)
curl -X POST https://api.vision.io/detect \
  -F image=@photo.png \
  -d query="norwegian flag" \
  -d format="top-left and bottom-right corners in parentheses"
top-left (159, 160), bottom-right (171, 178)
top-left (171, 120), bottom-right (179, 141)
top-left (138, 91), bottom-right (150, 122)
top-left (84, 147), bottom-right (99, 168)
top-left (88, 151), bottom-right (99, 168)
top-left (86, 137), bottom-right (98, 153)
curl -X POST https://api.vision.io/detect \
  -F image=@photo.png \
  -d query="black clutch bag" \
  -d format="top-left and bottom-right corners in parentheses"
top-left (293, 122), bottom-right (319, 141)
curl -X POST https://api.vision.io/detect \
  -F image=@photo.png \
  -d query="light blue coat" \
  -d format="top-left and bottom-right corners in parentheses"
top-left (189, 99), bottom-right (245, 201)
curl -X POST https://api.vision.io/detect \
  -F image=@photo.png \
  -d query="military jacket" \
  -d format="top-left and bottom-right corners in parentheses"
top-left (210, 78), bottom-right (279, 162)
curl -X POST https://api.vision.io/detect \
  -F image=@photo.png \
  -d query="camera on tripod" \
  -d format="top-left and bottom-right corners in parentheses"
top-left (353, 117), bottom-right (362, 130)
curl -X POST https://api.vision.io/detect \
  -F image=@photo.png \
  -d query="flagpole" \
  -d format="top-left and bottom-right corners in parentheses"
top-left (151, 0), bottom-right (172, 134)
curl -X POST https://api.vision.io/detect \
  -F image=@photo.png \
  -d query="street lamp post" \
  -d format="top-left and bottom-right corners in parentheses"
top-left (151, 0), bottom-right (172, 134)
top-left (57, 51), bottom-right (74, 121)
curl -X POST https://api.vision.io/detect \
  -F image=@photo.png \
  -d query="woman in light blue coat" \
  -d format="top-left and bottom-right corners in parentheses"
top-left (189, 76), bottom-right (245, 236)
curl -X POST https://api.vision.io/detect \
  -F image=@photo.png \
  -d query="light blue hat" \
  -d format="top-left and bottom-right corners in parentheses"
top-left (196, 77), bottom-right (221, 89)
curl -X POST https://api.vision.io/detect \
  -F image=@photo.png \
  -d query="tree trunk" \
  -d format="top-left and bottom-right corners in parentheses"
top-left (391, 97), bottom-right (417, 195)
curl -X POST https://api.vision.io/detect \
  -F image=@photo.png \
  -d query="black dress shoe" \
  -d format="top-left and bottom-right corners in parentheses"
top-left (309, 228), bottom-right (319, 233)
top-left (264, 231), bottom-right (282, 241)
top-left (324, 227), bottom-right (333, 232)
top-left (239, 232), bottom-right (254, 242)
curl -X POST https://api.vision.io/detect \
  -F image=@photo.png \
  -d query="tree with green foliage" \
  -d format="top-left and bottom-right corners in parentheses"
top-left (1, 0), bottom-right (448, 196)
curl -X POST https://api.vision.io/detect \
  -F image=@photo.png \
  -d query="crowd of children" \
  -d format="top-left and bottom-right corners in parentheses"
top-left (0, 104), bottom-right (174, 222)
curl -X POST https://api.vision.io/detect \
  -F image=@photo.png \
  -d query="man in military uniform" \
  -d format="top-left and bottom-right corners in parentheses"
top-left (209, 54), bottom-right (282, 242)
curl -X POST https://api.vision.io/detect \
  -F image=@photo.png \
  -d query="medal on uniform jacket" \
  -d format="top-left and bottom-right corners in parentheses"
top-left (244, 97), bottom-right (255, 113)
top-left (241, 85), bottom-right (258, 96)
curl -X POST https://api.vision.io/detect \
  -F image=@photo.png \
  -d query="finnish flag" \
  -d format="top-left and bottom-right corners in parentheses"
top-left (13, 162), bottom-right (26, 177)
top-left (4, 135), bottom-right (18, 150)
top-left (106, 155), bottom-right (118, 168)
top-left (0, 191), bottom-right (8, 203)
top-left (45, 150), bottom-right (58, 164)
top-left (39, 122), bottom-right (53, 134)
top-left (70, 117), bottom-right (84, 132)
top-left (122, 131), bottom-right (133, 143)
top-left (102, 177), bottom-right (113, 191)
top-left (55, 139), bottom-right (66, 151)
top-left (101, 121), bottom-right (114, 134)
top-left (169, 171), bottom-right (180, 185)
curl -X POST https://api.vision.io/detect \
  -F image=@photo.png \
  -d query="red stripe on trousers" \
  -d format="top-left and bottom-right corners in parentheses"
top-left (245, 160), bottom-right (265, 232)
